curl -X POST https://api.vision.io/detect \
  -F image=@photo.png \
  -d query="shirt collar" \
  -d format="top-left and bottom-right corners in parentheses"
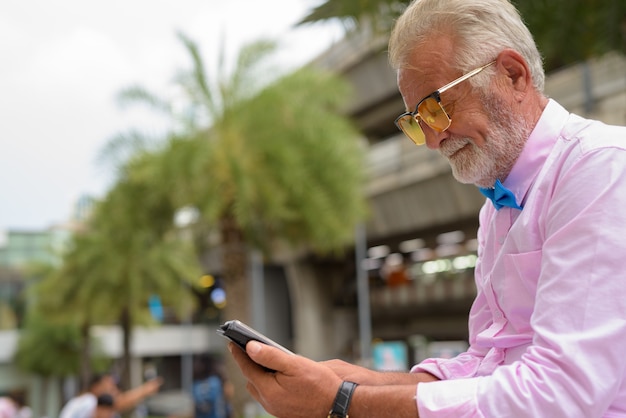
top-left (500, 99), bottom-right (570, 205)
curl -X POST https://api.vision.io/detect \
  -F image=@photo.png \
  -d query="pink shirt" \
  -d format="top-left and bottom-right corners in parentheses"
top-left (413, 100), bottom-right (626, 417)
top-left (0, 398), bottom-right (17, 418)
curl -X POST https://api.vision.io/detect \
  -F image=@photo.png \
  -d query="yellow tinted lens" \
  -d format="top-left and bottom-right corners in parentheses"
top-left (418, 97), bottom-right (451, 132)
top-left (397, 115), bottom-right (426, 145)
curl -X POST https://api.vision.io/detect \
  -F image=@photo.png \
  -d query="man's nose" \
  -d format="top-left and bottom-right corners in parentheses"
top-left (424, 124), bottom-right (451, 149)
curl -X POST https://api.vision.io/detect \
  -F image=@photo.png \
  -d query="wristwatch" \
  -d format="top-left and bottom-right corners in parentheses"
top-left (328, 381), bottom-right (358, 418)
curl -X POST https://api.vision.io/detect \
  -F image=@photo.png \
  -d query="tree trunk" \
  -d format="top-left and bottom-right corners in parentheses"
top-left (119, 307), bottom-right (133, 392)
top-left (219, 212), bottom-right (254, 417)
top-left (79, 321), bottom-right (92, 390)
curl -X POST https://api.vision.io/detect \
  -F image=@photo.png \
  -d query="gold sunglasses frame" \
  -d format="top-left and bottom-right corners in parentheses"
top-left (395, 60), bottom-right (496, 145)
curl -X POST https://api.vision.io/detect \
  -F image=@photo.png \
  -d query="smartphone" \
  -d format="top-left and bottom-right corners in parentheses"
top-left (217, 319), bottom-right (294, 356)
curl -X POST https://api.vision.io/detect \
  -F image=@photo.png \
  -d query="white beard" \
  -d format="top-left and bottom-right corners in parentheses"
top-left (439, 94), bottom-right (530, 188)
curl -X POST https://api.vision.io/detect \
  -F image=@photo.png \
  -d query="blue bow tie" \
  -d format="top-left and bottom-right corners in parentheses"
top-left (479, 179), bottom-right (523, 211)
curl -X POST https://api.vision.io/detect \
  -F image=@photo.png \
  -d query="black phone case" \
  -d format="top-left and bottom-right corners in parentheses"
top-left (217, 319), bottom-right (294, 355)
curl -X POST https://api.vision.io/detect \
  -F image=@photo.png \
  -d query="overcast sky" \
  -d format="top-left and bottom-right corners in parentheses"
top-left (0, 0), bottom-right (343, 231)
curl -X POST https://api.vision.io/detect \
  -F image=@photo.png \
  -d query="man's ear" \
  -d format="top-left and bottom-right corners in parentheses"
top-left (496, 49), bottom-right (533, 101)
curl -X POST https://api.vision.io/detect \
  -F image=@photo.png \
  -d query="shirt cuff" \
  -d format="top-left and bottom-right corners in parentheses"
top-left (417, 377), bottom-right (484, 418)
top-left (411, 361), bottom-right (447, 380)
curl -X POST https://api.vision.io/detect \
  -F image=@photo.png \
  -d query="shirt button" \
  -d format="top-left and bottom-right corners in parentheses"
top-left (498, 236), bottom-right (506, 244)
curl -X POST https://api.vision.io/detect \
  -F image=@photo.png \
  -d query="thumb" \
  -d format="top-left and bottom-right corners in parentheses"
top-left (246, 341), bottom-right (294, 373)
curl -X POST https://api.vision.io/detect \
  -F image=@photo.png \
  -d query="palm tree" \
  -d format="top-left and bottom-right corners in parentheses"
top-left (297, 0), bottom-right (402, 32)
top-left (15, 261), bottom-right (110, 417)
top-left (14, 312), bottom-right (110, 415)
top-left (113, 32), bottom-right (367, 415)
top-left (34, 153), bottom-right (203, 392)
top-left (32, 239), bottom-right (118, 388)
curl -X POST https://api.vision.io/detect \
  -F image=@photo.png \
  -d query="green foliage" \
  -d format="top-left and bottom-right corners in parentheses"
top-left (512, 0), bottom-right (626, 70)
top-left (297, 0), bottom-right (404, 31)
top-left (171, 92), bottom-right (358, 249)
top-left (58, 157), bottom-right (203, 325)
top-left (230, 67), bottom-right (367, 251)
top-left (115, 34), bottom-right (367, 255)
top-left (13, 313), bottom-right (109, 377)
top-left (30, 148), bottom-right (203, 386)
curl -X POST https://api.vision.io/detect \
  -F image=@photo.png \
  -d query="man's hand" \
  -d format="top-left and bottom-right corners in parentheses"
top-left (230, 341), bottom-right (342, 418)
top-left (141, 377), bottom-right (164, 396)
top-left (114, 377), bottom-right (164, 412)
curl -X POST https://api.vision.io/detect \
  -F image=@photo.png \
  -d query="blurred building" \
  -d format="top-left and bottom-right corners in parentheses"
top-left (0, 195), bottom-right (98, 330)
top-left (0, 229), bottom-right (60, 330)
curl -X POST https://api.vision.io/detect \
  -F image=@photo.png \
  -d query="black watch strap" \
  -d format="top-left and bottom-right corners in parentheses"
top-left (328, 381), bottom-right (358, 418)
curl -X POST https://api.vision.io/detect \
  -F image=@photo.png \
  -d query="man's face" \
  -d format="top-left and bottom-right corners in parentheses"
top-left (397, 38), bottom-right (529, 187)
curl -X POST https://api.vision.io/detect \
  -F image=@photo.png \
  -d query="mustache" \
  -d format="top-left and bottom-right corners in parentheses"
top-left (439, 137), bottom-right (473, 158)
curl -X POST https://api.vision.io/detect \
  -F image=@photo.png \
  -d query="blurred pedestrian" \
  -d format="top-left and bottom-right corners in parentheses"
top-left (59, 373), bottom-right (163, 418)
top-left (93, 394), bottom-right (115, 418)
top-left (191, 355), bottom-right (233, 418)
top-left (0, 390), bottom-right (27, 418)
top-left (381, 253), bottom-right (410, 287)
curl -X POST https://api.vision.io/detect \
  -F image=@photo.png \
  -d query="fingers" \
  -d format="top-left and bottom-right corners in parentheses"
top-left (229, 341), bottom-right (344, 418)
top-left (231, 340), bottom-right (294, 381)
top-left (230, 342), bottom-right (262, 376)
top-left (229, 342), bottom-right (278, 409)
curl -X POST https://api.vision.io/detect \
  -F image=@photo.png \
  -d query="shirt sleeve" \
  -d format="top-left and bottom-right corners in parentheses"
top-left (0, 399), bottom-right (18, 418)
top-left (415, 145), bottom-right (626, 417)
top-left (60, 394), bottom-right (97, 418)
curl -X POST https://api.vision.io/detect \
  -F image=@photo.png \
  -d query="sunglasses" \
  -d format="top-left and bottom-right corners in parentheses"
top-left (395, 61), bottom-right (496, 146)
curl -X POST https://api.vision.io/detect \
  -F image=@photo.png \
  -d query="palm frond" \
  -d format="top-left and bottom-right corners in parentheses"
top-left (117, 85), bottom-right (172, 114)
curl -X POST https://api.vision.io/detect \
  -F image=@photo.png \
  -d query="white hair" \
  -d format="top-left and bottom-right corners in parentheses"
top-left (388, 0), bottom-right (545, 92)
